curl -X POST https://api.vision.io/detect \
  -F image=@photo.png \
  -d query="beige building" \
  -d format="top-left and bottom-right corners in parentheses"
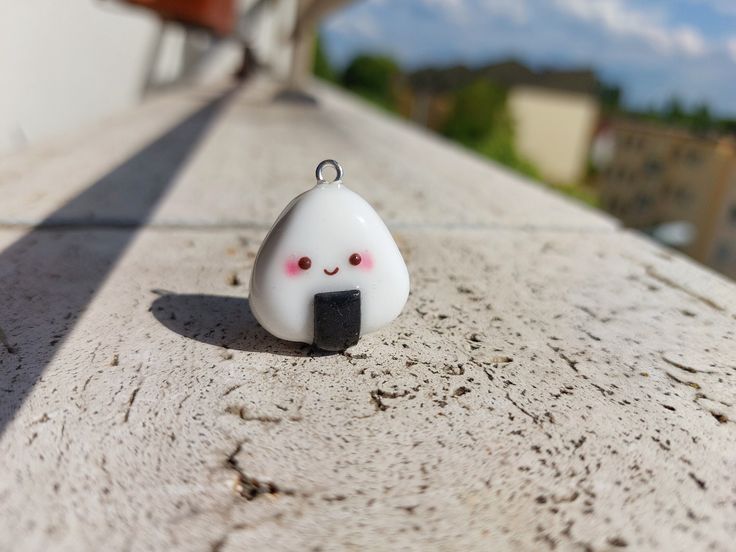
top-left (400, 61), bottom-right (600, 184)
top-left (508, 86), bottom-right (599, 183)
top-left (599, 120), bottom-right (736, 278)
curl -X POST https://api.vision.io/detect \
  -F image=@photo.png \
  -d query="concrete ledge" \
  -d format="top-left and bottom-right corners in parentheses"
top-left (0, 77), bottom-right (734, 551)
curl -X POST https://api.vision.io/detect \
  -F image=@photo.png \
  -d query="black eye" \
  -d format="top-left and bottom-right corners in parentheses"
top-left (349, 253), bottom-right (362, 266)
top-left (298, 256), bottom-right (312, 270)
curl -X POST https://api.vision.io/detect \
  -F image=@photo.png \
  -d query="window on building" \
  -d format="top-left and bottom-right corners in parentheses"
top-left (685, 149), bottom-right (702, 166)
top-left (644, 159), bottom-right (662, 175)
top-left (674, 188), bottom-right (686, 205)
top-left (636, 193), bottom-right (654, 212)
top-left (714, 242), bottom-right (731, 265)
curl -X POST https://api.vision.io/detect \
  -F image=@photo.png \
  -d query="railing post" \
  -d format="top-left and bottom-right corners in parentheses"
top-left (280, 0), bottom-right (350, 100)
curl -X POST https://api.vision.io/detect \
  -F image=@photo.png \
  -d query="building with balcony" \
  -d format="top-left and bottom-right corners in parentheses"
top-left (598, 119), bottom-right (736, 277)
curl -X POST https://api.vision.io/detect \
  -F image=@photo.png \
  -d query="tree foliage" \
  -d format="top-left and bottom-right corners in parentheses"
top-left (635, 96), bottom-right (717, 134)
top-left (441, 80), bottom-right (507, 146)
top-left (312, 35), bottom-right (337, 82)
top-left (441, 80), bottom-right (538, 178)
top-left (341, 55), bottom-right (400, 108)
top-left (599, 82), bottom-right (622, 111)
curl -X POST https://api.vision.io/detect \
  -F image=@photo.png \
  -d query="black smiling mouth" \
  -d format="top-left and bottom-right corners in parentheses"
top-left (323, 267), bottom-right (339, 276)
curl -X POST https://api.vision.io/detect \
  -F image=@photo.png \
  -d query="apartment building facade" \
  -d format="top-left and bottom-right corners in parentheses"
top-left (598, 120), bottom-right (736, 278)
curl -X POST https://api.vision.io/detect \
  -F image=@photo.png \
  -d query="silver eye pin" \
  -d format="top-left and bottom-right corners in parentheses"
top-left (315, 159), bottom-right (343, 184)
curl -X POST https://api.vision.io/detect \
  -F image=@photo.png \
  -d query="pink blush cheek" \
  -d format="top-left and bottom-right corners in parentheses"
top-left (284, 259), bottom-right (301, 277)
top-left (360, 251), bottom-right (374, 271)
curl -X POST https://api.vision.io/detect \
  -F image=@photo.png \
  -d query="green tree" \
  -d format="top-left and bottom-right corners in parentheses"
top-left (313, 34), bottom-right (337, 82)
top-left (690, 103), bottom-right (712, 133)
top-left (719, 118), bottom-right (736, 135)
top-left (641, 97), bottom-right (717, 133)
top-left (441, 80), bottom-right (506, 146)
top-left (599, 82), bottom-right (622, 111)
top-left (341, 54), bottom-right (400, 109)
top-left (440, 79), bottom-right (539, 179)
top-left (663, 97), bottom-right (686, 125)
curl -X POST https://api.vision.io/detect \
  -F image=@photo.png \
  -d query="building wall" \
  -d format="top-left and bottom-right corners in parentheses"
top-left (704, 162), bottom-right (736, 278)
top-left (599, 125), bottom-right (671, 228)
top-left (667, 140), bottom-right (732, 261)
top-left (598, 120), bottom-right (736, 278)
top-left (0, 0), bottom-right (297, 156)
top-left (0, 0), bottom-right (158, 154)
top-left (507, 86), bottom-right (599, 183)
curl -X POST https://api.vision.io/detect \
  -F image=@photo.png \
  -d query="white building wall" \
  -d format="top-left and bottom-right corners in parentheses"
top-left (0, 0), bottom-right (298, 156)
top-left (0, 1), bottom-right (164, 154)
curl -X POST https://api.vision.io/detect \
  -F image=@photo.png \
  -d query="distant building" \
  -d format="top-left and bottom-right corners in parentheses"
top-left (507, 87), bottom-right (599, 183)
top-left (597, 119), bottom-right (736, 278)
top-left (398, 60), bottom-right (600, 183)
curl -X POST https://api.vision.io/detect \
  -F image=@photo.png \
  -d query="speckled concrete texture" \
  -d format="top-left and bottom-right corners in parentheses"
top-left (0, 78), bottom-right (734, 552)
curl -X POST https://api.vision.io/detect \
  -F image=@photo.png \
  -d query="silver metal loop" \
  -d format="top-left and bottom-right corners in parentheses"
top-left (315, 159), bottom-right (343, 184)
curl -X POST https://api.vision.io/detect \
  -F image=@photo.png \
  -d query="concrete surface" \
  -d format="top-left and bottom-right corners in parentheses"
top-left (0, 77), bottom-right (734, 552)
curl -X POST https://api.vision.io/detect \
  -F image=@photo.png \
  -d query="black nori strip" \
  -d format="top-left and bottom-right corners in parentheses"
top-left (313, 290), bottom-right (361, 351)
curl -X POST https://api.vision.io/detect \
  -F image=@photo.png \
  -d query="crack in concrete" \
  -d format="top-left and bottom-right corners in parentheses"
top-left (645, 266), bottom-right (725, 312)
top-left (222, 384), bottom-right (242, 397)
top-left (226, 442), bottom-right (294, 501)
top-left (123, 387), bottom-right (139, 423)
top-left (664, 370), bottom-right (700, 389)
top-left (370, 388), bottom-right (410, 411)
top-left (548, 344), bottom-right (579, 373)
top-left (661, 367), bottom-right (732, 424)
top-left (505, 391), bottom-right (540, 425)
top-left (0, 220), bottom-right (618, 233)
top-left (225, 405), bottom-right (302, 423)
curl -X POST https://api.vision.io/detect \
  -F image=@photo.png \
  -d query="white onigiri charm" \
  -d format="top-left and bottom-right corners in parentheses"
top-left (249, 160), bottom-right (410, 351)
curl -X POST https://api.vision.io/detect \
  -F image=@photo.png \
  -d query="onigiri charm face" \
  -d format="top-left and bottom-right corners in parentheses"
top-left (249, 160), bottom-right (410, 351)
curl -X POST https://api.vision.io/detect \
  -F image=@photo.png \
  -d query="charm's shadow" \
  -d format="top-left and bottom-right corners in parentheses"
top-left (150, 291), bottom-right (332, 357)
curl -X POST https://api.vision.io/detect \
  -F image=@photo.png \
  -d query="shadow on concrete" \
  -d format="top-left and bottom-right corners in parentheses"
top-left (0, 86), bottom-right (238, 436)
top-left (150, 292), bottom-right (332, 357)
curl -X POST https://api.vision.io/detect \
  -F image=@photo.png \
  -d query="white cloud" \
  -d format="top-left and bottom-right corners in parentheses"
top-left (672, 27), bottom-right (707, 56)
top-left (321, 0), bottom-right (736, 113)
top-left (552, 0), bottom-right (707, 56)
top-left (419, 0), bottom-right (467, 21)
top-left (727, 37), bottom-right (736, 62)
top-left (480, 0), bottom-right (529, 24)
top-left (686, 0), bottom-right (736, 16)
top-left (418, 0), bottom-right (529, 24)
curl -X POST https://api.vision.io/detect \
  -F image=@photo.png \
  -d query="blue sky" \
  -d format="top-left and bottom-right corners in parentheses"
top-left (321, 0), bottom-right (736, 116)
